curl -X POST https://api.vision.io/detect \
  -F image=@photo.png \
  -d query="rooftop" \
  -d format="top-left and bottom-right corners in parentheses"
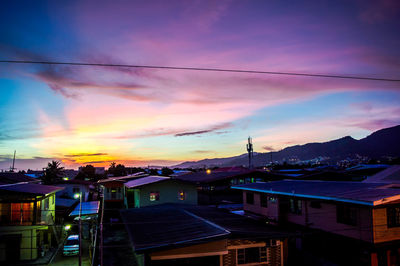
top-left (120, 205), bottom-right (230, 251)
top-left (124, 175), bottom-right (170, 188)
top-left (70, 201), bottom-right (100, 216)
top-left (232, 180), bottom-right (400, 206)
top-left (364, 165), bottom-right (400, 184)
top-left (0, 172), bottom-right (38, 185)
top-left (97, 173), bottom-right (148, 183)
top-left (175, 169), bottom-right (260, 183)
top-left (120, 204), bottom-right (292, 252)
top-left (0, 182), bottom-right (64, 196)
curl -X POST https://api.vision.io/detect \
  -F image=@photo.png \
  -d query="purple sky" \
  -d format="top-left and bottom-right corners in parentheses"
top-left (0, 0), bottom-right (399, 170)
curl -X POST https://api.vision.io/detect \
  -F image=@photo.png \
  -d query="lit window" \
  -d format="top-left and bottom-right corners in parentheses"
top-left (178, 190), bottom-right (186, 201)
top-left (150, 192), bottom-right (160, 201)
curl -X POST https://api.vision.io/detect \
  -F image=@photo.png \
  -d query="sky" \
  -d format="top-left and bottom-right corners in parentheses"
top-left (0, 0), bottom-right (400, 170)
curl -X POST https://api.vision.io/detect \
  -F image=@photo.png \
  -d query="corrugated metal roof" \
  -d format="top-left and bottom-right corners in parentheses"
top-left (232, 180), bottom-right (400, 206)
top-left (0, 183), bottom-right (64, 195)
top-left (120, 205), bottom-right (230, 251)
top-left (364, 165), bottom-right (400, 184)
top-left (70, 201), bottom-right (100, 216)
top-left (0, 172), bottom-right (38, 185)
top-left (124, 176), bottom-right (170, 188)
top-left (175, 169), bottom-right (257, 183)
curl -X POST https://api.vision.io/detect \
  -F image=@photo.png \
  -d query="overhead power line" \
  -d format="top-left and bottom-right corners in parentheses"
top-left (1, 59), bottom-right (400, 82)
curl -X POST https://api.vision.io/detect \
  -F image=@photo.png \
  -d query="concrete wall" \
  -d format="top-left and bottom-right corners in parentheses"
top-left (127, 180), bottom-right (197, 208)
top-left (0, 225), bottom-right (47, 261)
top-left (243, 191), bottom-right (374, 243)
top-left (40, 194), bottom-right (56, 225)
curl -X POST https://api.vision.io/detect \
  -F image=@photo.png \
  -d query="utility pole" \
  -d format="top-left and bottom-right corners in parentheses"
top-left (100, 186), bottom-right (104, 266)
top-left (74, 193), bottom-right (82, 266)
top-left (247, 137), bottom-right (254, 169)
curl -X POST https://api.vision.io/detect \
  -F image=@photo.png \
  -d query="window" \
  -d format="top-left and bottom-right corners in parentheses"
top-left (289, 198), bottom-right (302, 215)
top-left (178, 190), bottom-right (186, 201)
top-left (44, 198), bottom-right (49, 210)
top-left (387, 207), bottom-right (400, 228)
top-left (246, 192), bottom-right (254, 205)
top-left (310, 201), bottom-right (321, 209)
top-left (237, 247), bottom-right (267, 264)
top-left (260, 194), bottom-right (268, 208)
top-left (150, 192), bottom-right (160, 201)
top-left (111, 189), bottom-right (117, 199)
top-left (269, 197), bottom-right (277, 203)
top-left (336, 205), bottom-right (357, 226)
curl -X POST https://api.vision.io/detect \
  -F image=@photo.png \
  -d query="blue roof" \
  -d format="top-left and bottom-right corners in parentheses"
top-left (70, 201), bottom-right (100, 216)
top-left (232, 180), bottom-right (400, 206)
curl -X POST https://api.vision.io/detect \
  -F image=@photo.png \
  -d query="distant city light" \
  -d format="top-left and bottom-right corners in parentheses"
top-left (63, 177), bottom-right (69, 181)
top-left (64, 224), bottom-right (71, 230)
top-left (74, 193), bottom-right (81, 199)
top-left (206, 169), bottom-right (211, 174)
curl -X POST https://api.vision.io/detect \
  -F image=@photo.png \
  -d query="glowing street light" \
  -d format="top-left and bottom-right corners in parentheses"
top-left (206, 169), bottom-right (211, 174)
top-left (64, 224), bottom-right (71, 231)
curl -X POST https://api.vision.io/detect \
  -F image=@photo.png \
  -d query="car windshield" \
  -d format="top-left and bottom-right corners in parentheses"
top-left (65, 239), bottom-right (79, 246)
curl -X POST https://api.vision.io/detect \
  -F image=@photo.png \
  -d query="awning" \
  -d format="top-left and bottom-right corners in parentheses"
top-left (70, 201), bottom-right (100, 216)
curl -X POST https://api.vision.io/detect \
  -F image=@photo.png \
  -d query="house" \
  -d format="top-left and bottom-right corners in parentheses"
top-left (120, 204), bottom-right (290, 266)
top-left (55, 179), bottom-right (96, 202)
top-left (98, 174), bottom-right (147, 208)
top-left (233, 180), bottom-right (400, 266)
top-left (123, 176), bottom-right (197, 208)
top-left (175, 168), bottom-right (276, 204)
top-left (0, 182), bottom-right (64, 262)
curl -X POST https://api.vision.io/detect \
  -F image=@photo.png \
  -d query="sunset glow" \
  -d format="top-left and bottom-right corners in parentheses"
top-left (1, 0), bottom-right (400, 170)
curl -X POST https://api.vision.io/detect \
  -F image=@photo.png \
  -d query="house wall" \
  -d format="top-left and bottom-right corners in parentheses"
top-left (243, 191), bottom-right (374, 243)
top-left (130, 180), bottom-right (197, 208)
top-left (0, 225), bottom-right (47, 261)
top-left (102, 181), bottom-right (124, 202)
top-left (55, 184), bottom-right (90, 201)
top-left (372, 207), bottom-right (400, 243)
top-left (40, 194), bottom-right (56, 225)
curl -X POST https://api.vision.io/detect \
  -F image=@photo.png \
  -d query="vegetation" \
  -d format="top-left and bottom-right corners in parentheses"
top-left (41, 160), bottom-right (65, 185)
top-left (161, 167), bottom-right (174, 176)
top-left (108, 162), bottom-right (127, 177)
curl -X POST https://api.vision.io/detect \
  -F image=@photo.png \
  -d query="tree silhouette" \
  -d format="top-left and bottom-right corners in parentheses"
top-left (161, 167), bottom-right (174, 176)
top-left (42, 160), bottom-right (65, 185)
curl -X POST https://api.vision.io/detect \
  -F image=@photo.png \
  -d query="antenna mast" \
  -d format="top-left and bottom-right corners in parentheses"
top-left (246, 137), bottom-right (254, 169)
top-left (10, 150), bottom-right (16, 172)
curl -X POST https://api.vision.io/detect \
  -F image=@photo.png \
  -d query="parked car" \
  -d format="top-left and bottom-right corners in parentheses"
top-left (63, 235), bottom-right (79, 256)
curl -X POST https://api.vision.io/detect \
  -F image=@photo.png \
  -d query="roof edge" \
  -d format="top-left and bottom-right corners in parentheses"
top-left (231, 186), bottom-right (373, 206)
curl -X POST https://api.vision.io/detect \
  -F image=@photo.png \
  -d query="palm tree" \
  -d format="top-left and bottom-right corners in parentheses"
top-left (42, 160), bottom-right (65, 185)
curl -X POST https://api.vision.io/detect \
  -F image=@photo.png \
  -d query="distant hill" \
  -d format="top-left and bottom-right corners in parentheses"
top-left (173, 125), bottom-right (400, 168)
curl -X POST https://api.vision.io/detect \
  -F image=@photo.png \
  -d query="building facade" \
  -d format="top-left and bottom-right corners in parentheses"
top-left (0, 183), bottom-right (63, 262)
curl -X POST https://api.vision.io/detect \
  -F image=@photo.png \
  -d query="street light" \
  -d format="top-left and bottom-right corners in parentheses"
top-left (74, 192), bottom-right (82, 266)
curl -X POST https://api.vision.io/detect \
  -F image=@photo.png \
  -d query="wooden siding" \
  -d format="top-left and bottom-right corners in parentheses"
top-left (372, 207), bottom-right (400, 243)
